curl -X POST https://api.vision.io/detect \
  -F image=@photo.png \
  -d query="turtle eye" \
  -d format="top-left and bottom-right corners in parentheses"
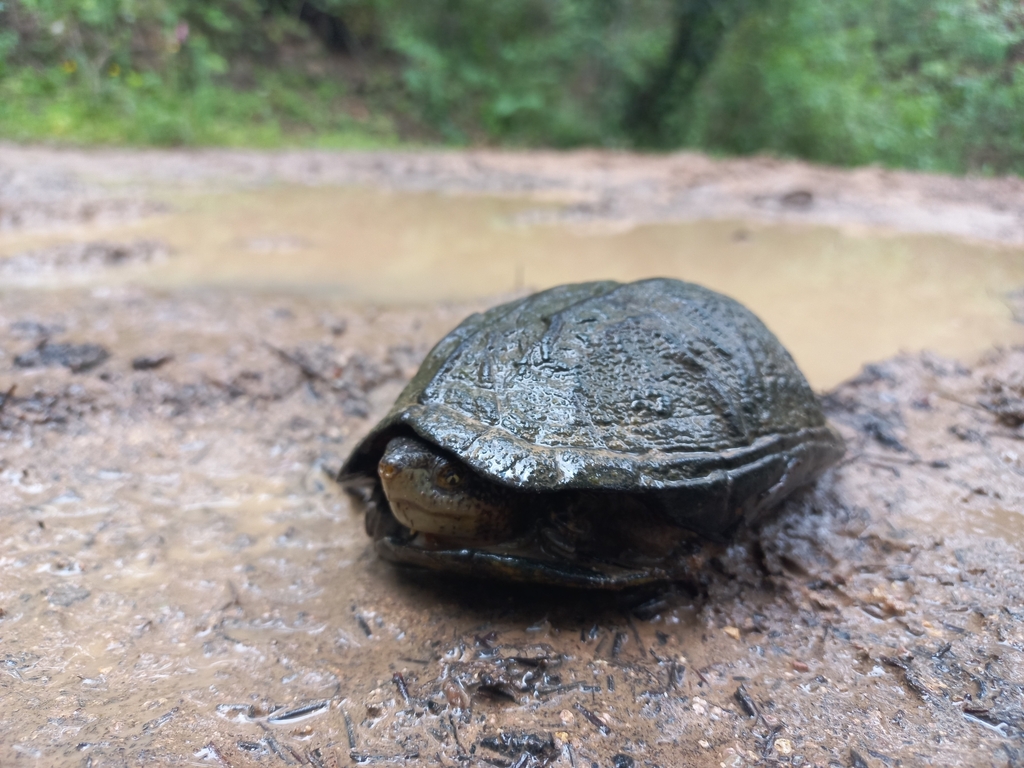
top-left (435, 464), bottom-right (464, 490)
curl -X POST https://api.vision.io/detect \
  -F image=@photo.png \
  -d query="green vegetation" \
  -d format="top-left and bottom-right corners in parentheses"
top-left (0, 1), bottom-right (401, 146)
top-left (686, 0), bottom-right (1024, 174)
top-left (1, 0), bottom-right (1022, 174)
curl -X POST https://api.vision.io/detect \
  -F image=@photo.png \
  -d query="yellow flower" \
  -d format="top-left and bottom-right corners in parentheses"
top-left (61, 60), bottom-right (77, 74)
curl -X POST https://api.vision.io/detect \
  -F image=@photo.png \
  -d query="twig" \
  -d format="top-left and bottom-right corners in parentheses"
top-left (342, 708), bottom-right (357, 751)
top-left (0, 384), bottom-right (15, 414)
top-left (267, 700), bottom-right (329, 723)
top-left (446, 713), bottom-right (466, 756)
top-left (205, 742), bottom-right (232, 768)
top-left (392, 672), bottom-right (411, 705)
top-left (761, 724), bottom-right (783, 759)
top-left (574, 703), bottom-right (610, 735)
top-left (930, 389), bottom-right (985, 411)
top-left (266, 343), bottom-right (331, 384)
top-left (734, 685), bottom-right (759, 718)
top-left (611, 631), bottom-right (628, 658)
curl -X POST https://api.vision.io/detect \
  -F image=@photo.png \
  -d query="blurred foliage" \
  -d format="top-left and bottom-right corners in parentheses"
top-left (378, 0), bottom-right (675, 145)
top-left (685, 0), bottom-right (1024, 173)
top-left (0, 0), bottom-right (400, 146)
top-left (0, 0), bottom-right (1022, 174)
top-left (624, 0), bottom-right (749, 146)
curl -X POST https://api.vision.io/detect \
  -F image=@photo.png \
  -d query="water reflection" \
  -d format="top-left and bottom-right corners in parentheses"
top-left (1, 185), bottom-right (1022, 388)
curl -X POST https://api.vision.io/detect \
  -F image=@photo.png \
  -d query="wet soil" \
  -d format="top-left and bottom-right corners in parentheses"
top-left (2, 287), bottom-right (1023, 768)
top-left (4, 144), bottom-right (1024, 245)
top-left (2, 160), bottom-right (1023, 391)
top-left (1, 147), bottom-right (1024, 767)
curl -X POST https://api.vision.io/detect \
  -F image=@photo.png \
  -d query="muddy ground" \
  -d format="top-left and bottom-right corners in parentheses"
top-left (4, 144), bottom-right (1024, 244)
top-left (1, 147), bottom-right (1024, 768)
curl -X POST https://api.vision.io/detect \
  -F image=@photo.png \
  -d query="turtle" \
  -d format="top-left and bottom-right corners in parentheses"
top-left (339, 278), bottom-right (844, 588)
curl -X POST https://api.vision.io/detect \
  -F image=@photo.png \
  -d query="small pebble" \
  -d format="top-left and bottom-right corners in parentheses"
top-left (723, 626), bottom-right (741, 640)
top-left (775, 738), bottom-right (793, 756)
top-left (792, 660), bottom-right (809, 672)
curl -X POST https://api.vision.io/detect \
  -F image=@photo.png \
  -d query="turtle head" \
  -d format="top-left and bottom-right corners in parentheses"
top-left (367, 434), bottom-right (702, 588)
top-left (377, 436), bottom-right (521, 543)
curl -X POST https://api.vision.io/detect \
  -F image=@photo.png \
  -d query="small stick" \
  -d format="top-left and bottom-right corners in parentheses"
top-left (262, 733), bottom-right (295, 764)
top-left (0, 384), bottom-right (14, 414)
top-left (342, 708), bottom-right (357, 751)
top-left (446, 713), bottom-right (466, 756)
top-left (267, 700), bottom-right (329, 723)
top-left (611, 631), bottom-right (628, 658)
top-left (734, 684), bottom-right (759, 718)
top-left (206, 742), bottom-right (232, 768)
top-left (266, 343), bottom-right (330, 383)
top-left (574, 703), bottom-right (610, 735)
top-left (761, 724), bottom-right (783, 758)
top-left (392, 672), bottom-right (411, 705)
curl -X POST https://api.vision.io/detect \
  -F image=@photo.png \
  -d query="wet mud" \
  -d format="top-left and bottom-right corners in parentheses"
top-left (1, 185), bottom-right (1023, 390)
top-left (1, 147), bottom-right (1024, 767)
top-left (5, 144), bottom-right (1024, 245)
top-left (1, 286), bottom-right (1023, 768)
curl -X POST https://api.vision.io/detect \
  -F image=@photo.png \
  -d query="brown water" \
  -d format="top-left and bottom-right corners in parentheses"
top-left (2, 185), bottom-right (1023, 389)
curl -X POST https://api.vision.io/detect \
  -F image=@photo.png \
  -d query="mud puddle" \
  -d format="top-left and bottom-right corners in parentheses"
top-left (2, 161), bottom-right (1024, 767)
top-left (1, 185), bottom-right (1023, 389)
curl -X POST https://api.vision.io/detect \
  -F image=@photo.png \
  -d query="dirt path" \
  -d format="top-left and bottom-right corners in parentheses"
top-left (1, 147), bottom-right (1023, 767)
top-left (4, 143), bottom-right (1024, 244)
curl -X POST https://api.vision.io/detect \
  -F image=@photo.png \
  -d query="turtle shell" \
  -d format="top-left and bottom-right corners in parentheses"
top-left (341, 278), bottom-right (843, 540)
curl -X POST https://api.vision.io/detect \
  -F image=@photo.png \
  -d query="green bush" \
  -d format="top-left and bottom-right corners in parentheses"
top-left (379, 0), bottom-right (675, 145)
top-left (0, 0), bottom-right (1022, 175)
top-left (684, 0), bottom-right (1024, 174)
top-left (0, 0), bottom-right (399, 146)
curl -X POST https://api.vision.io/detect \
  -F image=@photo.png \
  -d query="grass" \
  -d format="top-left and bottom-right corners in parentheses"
top-left (0, 65), bottom-right (403, 148)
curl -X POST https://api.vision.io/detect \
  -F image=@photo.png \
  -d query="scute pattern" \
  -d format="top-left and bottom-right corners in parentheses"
top-left (343, 279), bottom-right (841, 494)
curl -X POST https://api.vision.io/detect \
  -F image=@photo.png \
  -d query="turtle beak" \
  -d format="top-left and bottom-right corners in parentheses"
top-left (378, 459), bottom-right (400, 480)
